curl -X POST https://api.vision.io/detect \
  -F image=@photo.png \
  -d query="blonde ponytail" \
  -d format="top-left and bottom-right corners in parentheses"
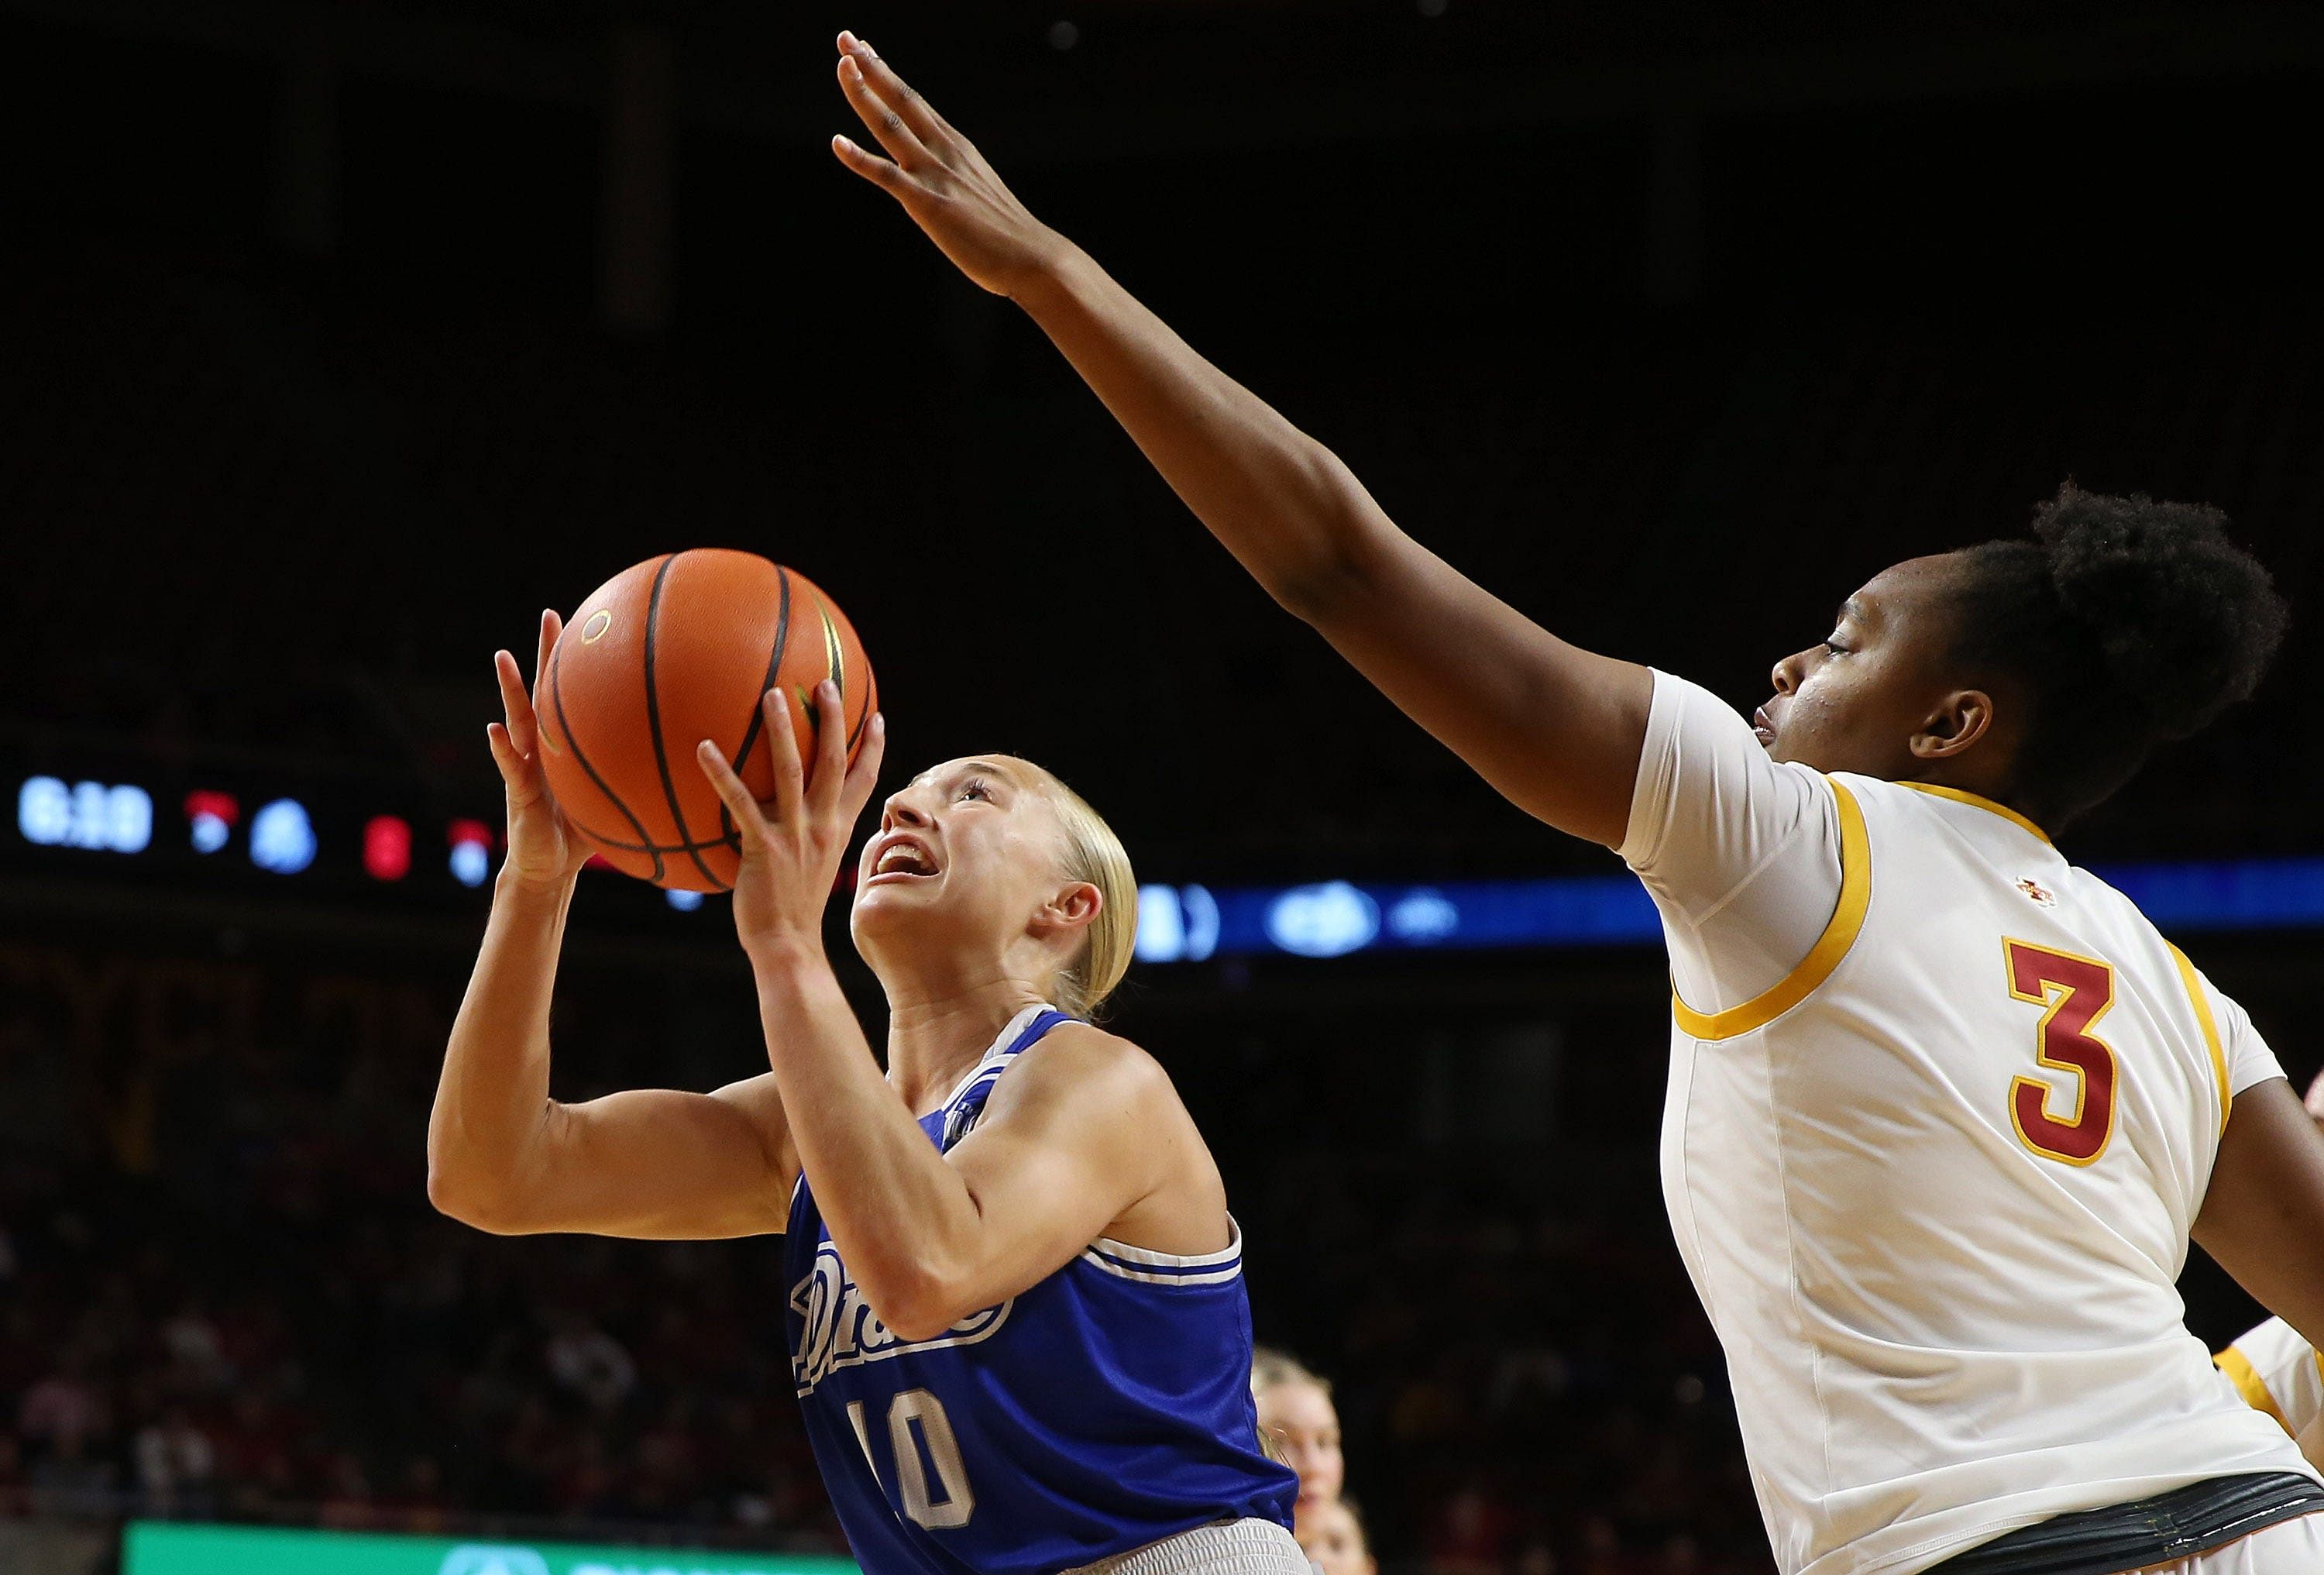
top-left (1023, 766), bottom-right (1138, 1020)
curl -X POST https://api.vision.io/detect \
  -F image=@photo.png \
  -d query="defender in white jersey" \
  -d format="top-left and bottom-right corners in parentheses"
top-left (1624, 672), bottom-right (2319, 1572)
top-left (829, 52), bottom-right (2324, 1570)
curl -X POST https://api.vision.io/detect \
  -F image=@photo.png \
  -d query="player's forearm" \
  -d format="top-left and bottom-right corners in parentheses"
top-left (746, 941), bottom-right (986, 1324)
top-left (427, 870), bottom-right (576, 1223)
top-left (1016, 246), bottom-right (1394, 621)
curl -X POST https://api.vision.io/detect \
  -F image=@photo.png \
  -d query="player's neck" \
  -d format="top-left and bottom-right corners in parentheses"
top-left (883, 978), bottom-right (1052, 1114)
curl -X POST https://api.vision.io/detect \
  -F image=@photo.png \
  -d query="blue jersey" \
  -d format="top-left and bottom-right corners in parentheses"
top-left (782, 1006), bottom-right (1296, 1575)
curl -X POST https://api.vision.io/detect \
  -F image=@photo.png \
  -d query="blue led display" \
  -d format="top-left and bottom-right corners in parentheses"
top-left (1133, 859), bottom-right (2324, 962)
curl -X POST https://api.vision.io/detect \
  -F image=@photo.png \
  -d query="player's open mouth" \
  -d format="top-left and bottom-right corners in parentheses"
top-left (1752, 707), bottom-right (1777, 745)
top-left (867, 836), bottom-right (940, 885)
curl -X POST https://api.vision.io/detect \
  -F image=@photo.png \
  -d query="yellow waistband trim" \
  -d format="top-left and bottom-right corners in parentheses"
top-left (1672, 778), bottom-right (1869, 1042)
top-left (1896, 781), bottom-right (2053, 846)
top-left (2170, 944), bottom-right (2233, 1138)
top-left (2217, 1344), bottom-right (2291, 1436)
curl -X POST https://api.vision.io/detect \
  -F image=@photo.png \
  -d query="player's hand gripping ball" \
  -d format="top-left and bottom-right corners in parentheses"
top-left (534, 550), bottom-right (878, 892)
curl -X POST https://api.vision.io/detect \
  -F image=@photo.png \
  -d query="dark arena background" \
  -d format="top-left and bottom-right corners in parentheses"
top-left (5, 3), bottom-right (2324, 1573)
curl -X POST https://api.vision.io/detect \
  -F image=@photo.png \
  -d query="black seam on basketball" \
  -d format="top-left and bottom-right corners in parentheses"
top-left (552, 614), bottom-right (667, 886)
top-left (563, 816), bottom-right (743, 857)
top-left (721, 565), bottom-right (793, 853)
top-left (641, 552), bottom-right (731, 892)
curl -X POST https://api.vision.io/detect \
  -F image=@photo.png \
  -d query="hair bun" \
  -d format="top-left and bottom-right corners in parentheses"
top-left (2033, 483), bottom-right (2287, 741)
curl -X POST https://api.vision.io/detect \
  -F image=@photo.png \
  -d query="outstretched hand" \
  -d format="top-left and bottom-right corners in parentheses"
top-left (829, 31), bottom-right (1067, 298)
top-left (486, 611), bottom-right (593, 894)
top-left (696, 681), bottom-right (888, 960)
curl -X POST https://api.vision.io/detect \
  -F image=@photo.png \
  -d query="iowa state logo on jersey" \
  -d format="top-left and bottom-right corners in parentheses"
top-left (790, 1238), bottom-right (1014, 1397)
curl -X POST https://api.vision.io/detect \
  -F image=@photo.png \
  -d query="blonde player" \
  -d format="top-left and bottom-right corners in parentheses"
top-left (430, 637), bottom-right (1303, 1575)
top-left (830, 32), bottom-right (2324, 1575)
top-left (1252, 1349), bottom-right (1346, 1513)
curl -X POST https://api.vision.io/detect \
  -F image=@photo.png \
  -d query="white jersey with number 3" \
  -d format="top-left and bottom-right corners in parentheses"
top-left (1620, 672), bottom-right (2317, 1575)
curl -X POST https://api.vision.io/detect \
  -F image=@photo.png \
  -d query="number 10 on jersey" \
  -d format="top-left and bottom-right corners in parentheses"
top-left (2004, 940), bottom-right (2119, 1166)
top-left (849, 1388), bottom-right (975, 1530)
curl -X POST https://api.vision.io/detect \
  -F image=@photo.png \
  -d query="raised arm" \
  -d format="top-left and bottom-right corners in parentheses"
top-left (827, 33), bottom-right (1650, 848)
top-left (425, 614), bottom-right (796, 1240)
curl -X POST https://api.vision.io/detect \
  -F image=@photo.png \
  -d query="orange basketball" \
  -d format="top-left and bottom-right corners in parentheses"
top-left (535, 549), bottom-right (877, 892)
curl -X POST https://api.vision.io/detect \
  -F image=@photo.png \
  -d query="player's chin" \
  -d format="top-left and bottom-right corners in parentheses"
top-left (851, 870), bottom-right (947, 920)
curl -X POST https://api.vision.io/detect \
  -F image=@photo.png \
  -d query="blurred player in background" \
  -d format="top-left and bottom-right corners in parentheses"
top-left (1294, 1498), bottom-right (1377, 1575)
top-left (832, 32), bottom-right (2324, 1574)
top-left (428, 626), bottom-right (1301, 1575)
top-left (1252, 1349), bottom-right (1345, 1515)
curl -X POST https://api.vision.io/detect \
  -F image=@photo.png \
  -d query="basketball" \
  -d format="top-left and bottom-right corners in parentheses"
top-left (535, 548), bottom-right (876, 892)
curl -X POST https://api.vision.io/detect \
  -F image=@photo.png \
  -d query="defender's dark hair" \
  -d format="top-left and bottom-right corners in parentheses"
top-left (1950, 483), bottom-right (2288, 827)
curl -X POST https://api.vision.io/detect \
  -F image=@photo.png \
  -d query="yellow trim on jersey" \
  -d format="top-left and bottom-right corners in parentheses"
top-left (2169, 944), bottom-right (2233, 1137)
top-left (1672, 779), bottom-right (1869, 1042)
top-left (1896, 782), bottom-right (2054, 846)
top-left (2217, 1344), bottom-right (2292, 1436)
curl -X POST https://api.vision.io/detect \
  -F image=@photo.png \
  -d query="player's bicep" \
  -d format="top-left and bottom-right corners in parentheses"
top-left (517, 1075), bottom-right (796, 1240)
top-left (1307, 523), bottom-right (1653, 848)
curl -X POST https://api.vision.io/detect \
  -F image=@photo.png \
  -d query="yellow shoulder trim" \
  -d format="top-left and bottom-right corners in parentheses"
top-left (1896, 782), bottom-right (2054, 846)
top-left (2170, 944), bottom-right (2233, 1138)
top-left (1672, 779), bottom-right (1870, 1042)
top-left (2217, 1344), bottom-right (2292, 1436)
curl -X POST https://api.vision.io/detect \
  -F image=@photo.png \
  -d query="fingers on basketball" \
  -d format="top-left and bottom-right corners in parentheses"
top-left (841, 714), bottom-right (888, 820)
top-left (535, 552), bottom-right (875, 892)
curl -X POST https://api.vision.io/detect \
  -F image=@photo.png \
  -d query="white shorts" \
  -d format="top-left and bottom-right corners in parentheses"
top-left (1064, 1518), bottom-right (1311, 1575)
top-left (2139, 1511), bottom-right (2324, 1573)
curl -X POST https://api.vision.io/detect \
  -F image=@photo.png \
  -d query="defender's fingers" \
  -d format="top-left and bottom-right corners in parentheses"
top-left (495, 650), bottom-right (539, 755)
top-left (832, 134), bottom-right (912, 195)
top-left (695, 741), bottom-right (767, 844)
top-left (838, 713), bottom-right (888, 824)
top-left (838, 33), bottom-right (945, 146)
top-left (763, 689), bottom-right (808, 827)
top-left (838, 53), bottom-right (927, 168)
top-left (806, 681), bottom-right (850, 816)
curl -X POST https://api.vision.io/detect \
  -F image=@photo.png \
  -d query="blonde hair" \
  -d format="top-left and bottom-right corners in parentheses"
top-left (1251, 1346), bottom-right (1331, 1401)
top-left (1019, 763), bottom-right (1138, 1021)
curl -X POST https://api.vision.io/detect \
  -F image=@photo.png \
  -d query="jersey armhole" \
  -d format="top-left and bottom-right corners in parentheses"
top-left (1079, 1219), bottom-right (1246, 1288)
top-left (2168, 945), bottom-right (2234, 1138)
top-left (1671, 777), bottom-right (1870, 1042)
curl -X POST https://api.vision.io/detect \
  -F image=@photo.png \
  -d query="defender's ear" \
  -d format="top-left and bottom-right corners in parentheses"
top-left (1910, 688), bottom-right (1996, 762)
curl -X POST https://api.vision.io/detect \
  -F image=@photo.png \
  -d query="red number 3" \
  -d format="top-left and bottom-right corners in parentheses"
top-left (2005, 941), bottom-right (2119, 1165)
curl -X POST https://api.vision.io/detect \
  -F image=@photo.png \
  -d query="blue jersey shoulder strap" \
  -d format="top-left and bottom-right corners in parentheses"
top-left (937, 1006), bottom-right (1075, 1150)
